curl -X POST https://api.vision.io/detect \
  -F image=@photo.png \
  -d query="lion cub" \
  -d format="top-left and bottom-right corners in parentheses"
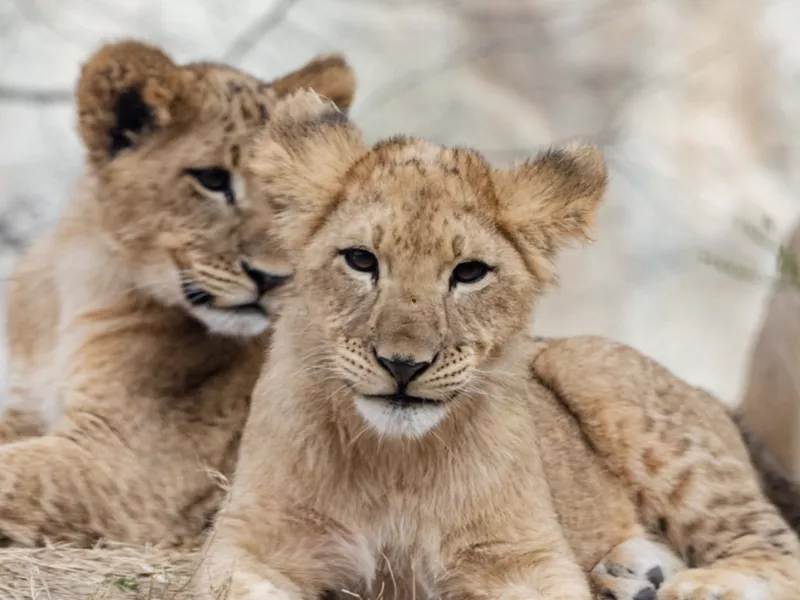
top-left (194, 91), bottom-right (800, 600)
top-left (0, 42), bottom-right (355, 546)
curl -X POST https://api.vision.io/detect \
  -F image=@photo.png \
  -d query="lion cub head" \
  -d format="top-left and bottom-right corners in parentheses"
top-left (75, 41), bottom-right (355, 336)
top-left (249, 91), bottom-right (606, 437)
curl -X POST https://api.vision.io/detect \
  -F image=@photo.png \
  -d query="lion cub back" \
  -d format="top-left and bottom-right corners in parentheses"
top-left (2, 232), bottom-right (60, 440)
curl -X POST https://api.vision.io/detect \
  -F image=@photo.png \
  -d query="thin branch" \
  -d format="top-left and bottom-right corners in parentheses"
top-left (0, 86), bottom-right (71, 104)
top-left (222, 0), bottom-right (301, 63)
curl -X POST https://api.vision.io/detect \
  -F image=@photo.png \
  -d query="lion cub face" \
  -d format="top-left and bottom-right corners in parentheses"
top-left (76, 42), bottom-right (355, 336)
top-left (250, 91), bottom-right (607, 436)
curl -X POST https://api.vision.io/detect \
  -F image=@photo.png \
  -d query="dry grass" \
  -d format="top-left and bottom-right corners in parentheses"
top-left (0, 543), bottom-right (200, 600)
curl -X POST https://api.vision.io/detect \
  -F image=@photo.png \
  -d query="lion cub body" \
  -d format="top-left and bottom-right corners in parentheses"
top-left (196, 91), bottom-right (800, 600)
top-left (203, 325), bottom-right (645, 600)
top-left (0, 41), bottom-right (356, 546)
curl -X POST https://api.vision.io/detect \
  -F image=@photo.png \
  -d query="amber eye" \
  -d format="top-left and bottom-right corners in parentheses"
top-left (451, 260), bottom-right (491, 287)
top-left (185, 167), bottom-right (234, 203)
top-left (340, 248), bottom-right (379, 277)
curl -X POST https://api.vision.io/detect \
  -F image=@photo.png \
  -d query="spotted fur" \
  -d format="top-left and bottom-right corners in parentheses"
top-left (0, 41), bottom-right (356, 546)
top-left (533, 335), bottom-right (800, 599)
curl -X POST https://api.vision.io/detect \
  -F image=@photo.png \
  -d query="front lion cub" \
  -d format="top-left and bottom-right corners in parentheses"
top-left (195, 91), bottom-right (800, 600)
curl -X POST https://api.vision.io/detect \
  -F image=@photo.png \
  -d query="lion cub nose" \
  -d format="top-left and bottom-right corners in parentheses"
top-left (241, 260), bottom-right (291, 297)
top-left (376, 354), bottom-right (432, 386)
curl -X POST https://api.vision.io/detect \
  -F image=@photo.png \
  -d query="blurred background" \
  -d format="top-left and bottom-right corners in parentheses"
top-left (2, 0), bottom-right (800, 414)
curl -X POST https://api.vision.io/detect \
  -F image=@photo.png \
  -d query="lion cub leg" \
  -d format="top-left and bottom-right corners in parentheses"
top-left (533, 336), bottom-right (800, 600)
top-left (438, 522), bottom-right (594, 600)
top-left (194, 496), bottom-right (377, 600)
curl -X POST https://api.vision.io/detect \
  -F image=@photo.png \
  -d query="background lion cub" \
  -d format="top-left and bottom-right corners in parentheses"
top-left (195, 90), bottom-right (800, 600)
top-left (0, 41), bottom-right (355, 546)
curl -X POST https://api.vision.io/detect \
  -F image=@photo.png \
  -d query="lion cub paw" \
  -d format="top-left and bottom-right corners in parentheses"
top-left (226, 573), bottom-right (299, 600)
top-left (657, 569), bottom-right (768, 600)
top-left (591, 537), bottom-right (685, 600)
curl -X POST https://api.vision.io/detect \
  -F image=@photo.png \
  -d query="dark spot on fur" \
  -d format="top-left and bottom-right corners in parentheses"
top-left (258, 103), bottom-right (269, 123)
top-left (685, 544), bottom-right (697, 568)
top-left (657, 516), bottom-right (668, 536)
top-left (707, 492), bottom-right (756, 511)
top-left (231, 144), bottom-right (241, 168)
top-left (642, 447), bottom-right (666, 476)
top-left (728, 531), bottom-right (756, 544)
top-left (667, 468), bottom-right (695, 505)
top-left (646, 566), bottom-right (664, 589)
top-left (405, 158), bottom-right (424, 171)
top-left (633, 589), bottom-right (656, 600)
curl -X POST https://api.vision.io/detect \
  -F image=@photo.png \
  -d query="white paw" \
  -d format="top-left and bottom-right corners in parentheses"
top-left (232, 573), bottom-right (298, 600)
top-left (657, 569), bottom-right (768, 600)
top-left (592, 537), bottom-right (686, 600)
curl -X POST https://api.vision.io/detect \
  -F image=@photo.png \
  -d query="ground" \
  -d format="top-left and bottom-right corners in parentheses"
top-left (0, 544), bottom-right (198, 600)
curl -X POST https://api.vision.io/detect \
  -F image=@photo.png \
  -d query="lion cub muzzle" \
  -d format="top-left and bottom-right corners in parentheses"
top-left (370, 349), bottom-right (438, 405)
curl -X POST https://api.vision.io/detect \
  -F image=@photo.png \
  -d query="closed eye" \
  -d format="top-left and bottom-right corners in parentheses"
top-left (185, 167), bottom-right (235, 204)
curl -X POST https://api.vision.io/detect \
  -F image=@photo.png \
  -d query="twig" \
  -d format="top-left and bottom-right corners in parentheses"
top-left (0, 86), bottom-right (71, 104)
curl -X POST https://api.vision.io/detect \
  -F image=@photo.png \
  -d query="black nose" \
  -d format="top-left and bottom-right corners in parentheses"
top-left (241, 261), bottom-right (291, 297)
top-left (376, 354), bottom-right (432, 386)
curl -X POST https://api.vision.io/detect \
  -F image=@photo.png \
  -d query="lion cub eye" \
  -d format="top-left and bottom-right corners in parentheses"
top-left (451, 260), bottom-right (491, 288)
top-left (185, 167), bottom-right (234, 204)
top-left (340, 248), bottom-right (379, 278)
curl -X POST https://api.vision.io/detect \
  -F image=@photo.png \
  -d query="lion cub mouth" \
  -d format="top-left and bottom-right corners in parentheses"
top-left (182, 283), bottom-right (269, 316)
top-left (364, 393), bottom-right (441, 407)
top-left (224, 302), bottom-right (268, 316)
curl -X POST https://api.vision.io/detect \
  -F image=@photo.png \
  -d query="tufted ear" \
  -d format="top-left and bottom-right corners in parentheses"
top-left (77, 40), bottom-right (196, 166)
top-left (248, 89), bottom-right (366, 253)
top-left (493, 142), bottom-right (608, 284)
top-left (268, 54), bottom-right (357, 114)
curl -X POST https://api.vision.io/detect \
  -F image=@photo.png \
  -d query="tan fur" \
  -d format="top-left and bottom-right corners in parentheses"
top-left (196, 91), bottom-right (800, 600)
top-left (0, 41), bottom-right (356, 546)
top-left (533, 335), bottom-right (800, 599)
top-left (191, 91), bottom-right (790, 600)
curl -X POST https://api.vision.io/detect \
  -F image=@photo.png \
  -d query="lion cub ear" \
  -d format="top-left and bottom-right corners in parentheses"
top-left (494, 142), bottom-right (608, 283)
top-left (268, 54), bottom-right (356, 114)
top-left (248, 89), bottom-right (366, 252)
top-left (77, 40), bottom-right (195, 166)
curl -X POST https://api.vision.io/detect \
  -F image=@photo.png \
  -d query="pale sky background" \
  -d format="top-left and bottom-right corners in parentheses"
top-left (2, 0), bottom-right (800, 406)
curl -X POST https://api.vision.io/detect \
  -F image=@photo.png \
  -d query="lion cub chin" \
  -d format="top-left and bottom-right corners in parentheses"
top-left (194, 90), bottom-right (800, 600)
